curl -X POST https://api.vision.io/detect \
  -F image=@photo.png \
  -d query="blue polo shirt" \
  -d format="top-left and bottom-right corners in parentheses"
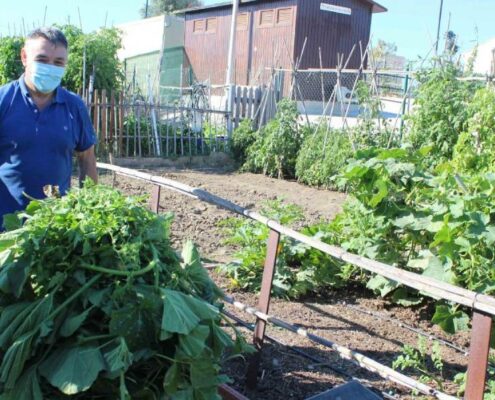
top-left (0, 76), bottom-right (96, 228)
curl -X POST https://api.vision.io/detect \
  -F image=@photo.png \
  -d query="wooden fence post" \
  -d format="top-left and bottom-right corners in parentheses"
top-left (149, 185), bottom-right (161, 214)
top-left (101, 89), bottom-right (107, 151)
top-left (246, 229), bottom-right (281, 389)
top-left (465, 311), bottom-right (492, 399)
top-left (118, 92), bottom-right (124, 157)
top-left (93, 89), bottom-right (99, 135)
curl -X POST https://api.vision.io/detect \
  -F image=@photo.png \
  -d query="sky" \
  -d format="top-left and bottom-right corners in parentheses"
top-left (0, 0), bottom-right (492, 61)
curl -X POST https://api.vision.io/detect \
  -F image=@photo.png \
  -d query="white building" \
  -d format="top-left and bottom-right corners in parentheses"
top-left (462, 37), bottom-right (495, 76)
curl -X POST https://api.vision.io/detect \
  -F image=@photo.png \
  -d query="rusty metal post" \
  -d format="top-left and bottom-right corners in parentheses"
top-left (149, 185), bottom-right (161, 214)
top-left (246, 229), bottom-right (281, 389)
top-left (218, 384), bottom-right (250, 400)
top-left (465, 311), bottom-right (492, 400)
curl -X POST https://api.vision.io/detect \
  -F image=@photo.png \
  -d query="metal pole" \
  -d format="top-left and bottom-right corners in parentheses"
top-left (435, 0), bottom-right (444, 56)
top-left (225, 0), bottom-right (239, 136)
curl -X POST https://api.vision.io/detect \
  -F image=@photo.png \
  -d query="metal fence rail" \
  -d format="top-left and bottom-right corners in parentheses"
top-left (97, 162), bottom-right (495, 400)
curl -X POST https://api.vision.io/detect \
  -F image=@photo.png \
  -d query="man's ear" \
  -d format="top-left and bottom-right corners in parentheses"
top-left (20, 47), bottom-right (27, 67)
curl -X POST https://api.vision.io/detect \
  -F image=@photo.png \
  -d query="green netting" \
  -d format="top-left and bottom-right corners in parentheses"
top-left (124, 51), bottom-right (161, 99)
top-left (159, 46), bottom-right (193, 104)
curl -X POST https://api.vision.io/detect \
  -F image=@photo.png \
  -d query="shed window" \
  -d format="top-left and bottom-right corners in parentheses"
top-left (259, 9), bottom-right (274, 27)
top-left (193, 19), bottom-right (205, 33)
top-left (277, 8), bottom-right (292, 25)
top-left (206, 18), bottom-right (217, 33)
top-left (237, 13), bottom-right (249, 31)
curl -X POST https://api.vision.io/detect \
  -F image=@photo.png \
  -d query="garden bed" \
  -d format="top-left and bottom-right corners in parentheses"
top-left (98, 167), bottom-right (472, 399)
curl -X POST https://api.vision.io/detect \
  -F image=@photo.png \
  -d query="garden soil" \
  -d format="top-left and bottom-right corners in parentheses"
top-left (99, 167), bottom-right (473, 400)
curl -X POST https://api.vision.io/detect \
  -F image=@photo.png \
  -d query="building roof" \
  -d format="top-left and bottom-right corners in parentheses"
top-left (176, 0), bottom-right (387, 14)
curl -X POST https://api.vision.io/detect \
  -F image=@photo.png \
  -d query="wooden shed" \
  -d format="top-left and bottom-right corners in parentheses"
top-left (180, 0), bottom-right (386, 87)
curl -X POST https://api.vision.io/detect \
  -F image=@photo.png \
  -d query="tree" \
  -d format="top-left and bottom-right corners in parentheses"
top-left (60, 24), bottom-right (124, 93)
top-left (0, 25), bottom-right (123, 92)
top-left (0, 37), bottom-right (24, 85)
top-left (140, 0), bottom-right (201, 17)
top-left (370, 39), bottom-right (399, 69)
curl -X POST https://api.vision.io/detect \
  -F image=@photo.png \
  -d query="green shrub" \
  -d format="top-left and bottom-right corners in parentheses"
top-left (295, 127), bottom-right (353, 188)
top-left (230, 119), bottom-right (257, 165)
top-left (452, 87), bottom-right (495, 174)
top-left (0, 36), bottom-right (24, 85)
top-left (243, 99), bottom-right (305, 179)
top-left (406, 62), bottom-right (473, 163)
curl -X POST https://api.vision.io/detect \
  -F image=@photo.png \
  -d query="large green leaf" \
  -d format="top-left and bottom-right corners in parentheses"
top-left (164, 363), bottom-right (180, 395)
top-left (0, 366), bottom-right (42, 400)
top-left (109, 302), bottom-right (157, 351)
top-left (60, 308), bottom-right (92, 337)
top-left (181, 241), bottom-right (223, 302)
top-left (432, 305), bottom-right (469, 334)
top-left (162, 289), bottom-right (218, 337)
top-left (161, 289), bottom-right (201, 335)
top-left (190, 359), bottom-right (226, 389)
top-left (0, 332), bottom-right (35, 389)
top-left (103, 337), bottom-right (133, 374)
top-left (0, 258), bottom-right (30, 297)
top-left (369, 178), bottom-right (388, 208)
top-left (366, 275), bottom-right (398, 297)
top-left (179, 325), bottom-right (210, 359)
top-left (0, 296), bottom-right (52, 350)
top-left (40, 345), bottom-right (106, 395)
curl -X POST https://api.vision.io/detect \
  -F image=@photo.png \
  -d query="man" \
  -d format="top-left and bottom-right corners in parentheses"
top-left (0, 27), bottom-right (97, 229)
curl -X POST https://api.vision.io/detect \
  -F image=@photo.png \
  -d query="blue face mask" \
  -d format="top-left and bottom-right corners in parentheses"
top-left (30, 61), bottom-right (65, 94)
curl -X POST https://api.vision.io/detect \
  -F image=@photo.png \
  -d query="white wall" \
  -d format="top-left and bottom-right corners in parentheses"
top-left (117, 15), bottom-right (165, 60)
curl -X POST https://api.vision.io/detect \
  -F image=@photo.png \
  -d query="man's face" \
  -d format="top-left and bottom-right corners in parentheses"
top-left (21, 37), bottom-right (68, 83)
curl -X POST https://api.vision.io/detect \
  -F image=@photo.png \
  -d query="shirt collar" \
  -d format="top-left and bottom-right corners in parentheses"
top-left (18, 74), bottom-right (66, 104)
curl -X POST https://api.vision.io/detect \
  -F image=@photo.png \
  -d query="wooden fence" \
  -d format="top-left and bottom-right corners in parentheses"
top-left (83, 90), bottom-right (230, 159)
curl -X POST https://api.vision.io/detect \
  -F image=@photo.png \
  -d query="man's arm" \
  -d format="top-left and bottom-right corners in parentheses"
top-left (77, 145), bottom-right (98, 186)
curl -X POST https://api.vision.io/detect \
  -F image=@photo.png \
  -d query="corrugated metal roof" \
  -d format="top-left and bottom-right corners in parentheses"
top-left (176, 0), bottom-right (387, 14)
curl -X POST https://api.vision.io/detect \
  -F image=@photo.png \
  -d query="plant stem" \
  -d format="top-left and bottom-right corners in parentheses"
top-left (48, 274), bottom-right (102, 320)
top-left (81, 260), bottom-right (157, 277)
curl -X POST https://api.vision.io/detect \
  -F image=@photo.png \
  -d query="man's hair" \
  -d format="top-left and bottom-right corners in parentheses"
top-left (26, 27), bottom-right (68, 49)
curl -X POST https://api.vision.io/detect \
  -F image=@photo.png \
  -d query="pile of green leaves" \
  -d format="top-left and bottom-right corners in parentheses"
top-left (243, 99), bottom-right (305, 179)
top-left (295, 127), bottom-right (353, 188)
top-left (0, 183), bottom-right (248, 399)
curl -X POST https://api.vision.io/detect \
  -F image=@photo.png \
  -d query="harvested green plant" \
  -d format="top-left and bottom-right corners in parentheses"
top-left (0, 182), bottom-right (249, 399)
